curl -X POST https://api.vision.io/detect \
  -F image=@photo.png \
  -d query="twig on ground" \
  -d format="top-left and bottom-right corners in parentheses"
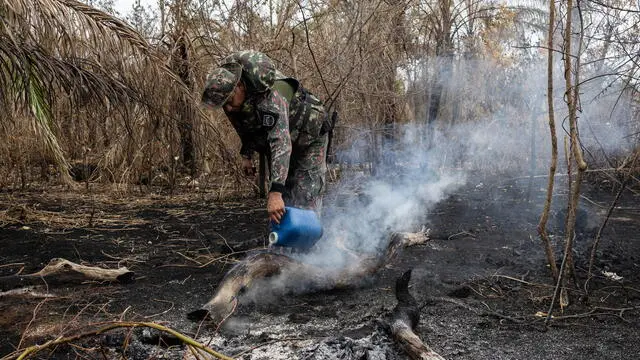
top-left (100, 250), bottom-right (145, 264)
top-left (61, 300), bottom-right (96, 335)
top-left (144, 299), bottom-right (175, 318)
top-left (175, 251), bottom-right (204, 266)
top-left (215, 297), bottom-right (238, 334)
top-left (18, 298), bottom-right (49, 349)
top-left (424, 296), bottom-right (529, 324)
top-left (491, 274), bottom-right (555, 289)
top-left (188, 345), bottom-right (205, 360)
top-left (93, 300), bottom-right (114, 319)
top-left (596, 285), bottom-right (640, 294)
top-left (465, 284), bottom-right (487, 298)
top-left (194, 311), bottom-right (208, 341)
top-left (593, 306), bottom-right (640, 313)
top-left (425, 294), bottom-right (639, 330)
top-left (159, 249), bottom-right (252, 269)
top-left (551, 306), bottom-right (639, 323)
top-left (119, 306), bottom-right (132, 321)
top-left (0, 263), bottom-right (25, 275)
top-left (479, 302), bottom-right (527, 324)
top-left (587, 179), bottom-right (628, 289)
top-left (545, 231), bottom-right (574, 325)
top-left (212, 231), bottom-right (235, 253)
top-left (578, 194), bottom-right (605, 209)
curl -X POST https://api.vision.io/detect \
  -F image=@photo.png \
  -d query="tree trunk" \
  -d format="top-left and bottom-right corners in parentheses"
top-left (427, 0), bottom-right (454, 146)
top-left (537, 0), bottom-right (559, 282)
top-left (172, 32), bottom-right (196, 176)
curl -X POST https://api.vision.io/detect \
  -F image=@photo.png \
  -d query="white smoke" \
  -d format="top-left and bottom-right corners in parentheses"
top-left (244, 56), bottom-right (638, 299)
top-left (298, 124), bottom-right (466, 271)
top-left (296, 57), bottom-right (637, 272)
top-left (236, 124), bottom-right (467, 303)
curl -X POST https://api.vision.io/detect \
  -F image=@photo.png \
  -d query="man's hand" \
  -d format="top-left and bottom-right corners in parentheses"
top-left (242, 157), bottom-right (256, 177)
top-left (267, 192), bottom-right (285, 223)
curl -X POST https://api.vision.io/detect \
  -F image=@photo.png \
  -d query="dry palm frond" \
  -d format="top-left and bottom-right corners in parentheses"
top-left (0, 0), bottom-right (216, 184)
top-left (3, 0), bottom-right (150, 57)
top-left (1, 0), bottom-right (190, 107)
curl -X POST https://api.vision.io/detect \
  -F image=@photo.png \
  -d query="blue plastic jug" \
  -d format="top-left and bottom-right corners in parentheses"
top-left (269, 207), bottom-right (323, 250)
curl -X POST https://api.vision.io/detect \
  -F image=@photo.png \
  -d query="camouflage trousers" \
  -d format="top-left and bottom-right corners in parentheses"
top-left (283, 132), bottom-right (328, 213)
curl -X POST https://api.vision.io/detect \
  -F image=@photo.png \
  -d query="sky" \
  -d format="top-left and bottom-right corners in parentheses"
top-left (113, 0), bottom-right (156, 16)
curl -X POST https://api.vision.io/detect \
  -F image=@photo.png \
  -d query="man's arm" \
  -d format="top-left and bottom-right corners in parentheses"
top-left (261, 92), bottom-right (292, 223)
top-left (261, 91), bottom-right (292, 192)
top-left (267, 118), bottom-right (292, 193)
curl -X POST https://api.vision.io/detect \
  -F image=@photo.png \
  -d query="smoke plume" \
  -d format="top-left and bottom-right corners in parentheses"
top-left (243, 56), bottom-right (637, 300)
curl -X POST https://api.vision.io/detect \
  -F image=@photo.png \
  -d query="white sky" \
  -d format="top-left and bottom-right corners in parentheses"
top-left (113, 0), bottom-right (156, 16)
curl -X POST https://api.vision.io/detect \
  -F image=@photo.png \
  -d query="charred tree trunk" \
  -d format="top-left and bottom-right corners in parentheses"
top-left (380, 0), bottom-right (408, 167)
top-left (426, 57), bottom-right (444, 137)
top-left (562, 0), bottom-right (588, 295)
top-left (172, 32), bottom-right (196, 176)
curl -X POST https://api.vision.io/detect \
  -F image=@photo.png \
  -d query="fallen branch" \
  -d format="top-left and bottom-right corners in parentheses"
top-left (0, 258), bottom-right (134, 289)
top-left (2, 322), bottom-right (232, 360)
top-left (391, 324), bottom-right (445, 360)
top-left (190, 230), bottom-right (430, 324)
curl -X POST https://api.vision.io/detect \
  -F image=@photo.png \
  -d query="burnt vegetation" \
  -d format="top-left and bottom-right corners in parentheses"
top-left (1, 0), bottom-right (640, 359)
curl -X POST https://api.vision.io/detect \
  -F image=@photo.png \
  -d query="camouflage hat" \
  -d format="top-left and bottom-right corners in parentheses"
top-left (221, 51), bottom-right (276, 93)
top-left (201, 63), bottom-right (242, 108)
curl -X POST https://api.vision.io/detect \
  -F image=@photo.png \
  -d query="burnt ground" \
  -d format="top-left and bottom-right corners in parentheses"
top-left (1, 175), bottom-right (639, 360)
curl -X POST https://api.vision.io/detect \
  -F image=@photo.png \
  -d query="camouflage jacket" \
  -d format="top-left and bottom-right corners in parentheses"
top-left (221, 51), bottom-right (327, 192)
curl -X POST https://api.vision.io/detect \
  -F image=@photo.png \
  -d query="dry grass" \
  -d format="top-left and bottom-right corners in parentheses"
top-left (0, 180), bottom-right (254, 231)
top-left (0, 0), bottom-right (638, 196)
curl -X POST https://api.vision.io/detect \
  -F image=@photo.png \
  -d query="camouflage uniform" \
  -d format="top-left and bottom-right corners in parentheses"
top-left (203, 51), bottom-right (329, 211)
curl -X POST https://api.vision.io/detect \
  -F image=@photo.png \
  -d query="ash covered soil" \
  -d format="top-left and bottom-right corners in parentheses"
top-left (1, 176), bottom-right (639, 360)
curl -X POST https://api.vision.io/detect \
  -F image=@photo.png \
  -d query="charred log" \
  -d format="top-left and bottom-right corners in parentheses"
top-left (189, 230), bottom-right (430, 323)
top-left (389, 269), bottom-right (445, 360)
top-left (392, 270), bottom-right (419, 330)
top-left (188, 251), bottom-right (319, 322)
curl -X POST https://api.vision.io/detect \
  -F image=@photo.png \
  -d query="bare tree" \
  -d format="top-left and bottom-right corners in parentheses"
top-left (538, 0), bottom-right (560, 282)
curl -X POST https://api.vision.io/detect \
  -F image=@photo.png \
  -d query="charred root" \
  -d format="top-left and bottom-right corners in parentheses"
top-left (389, 269), bottom-right (445, 360)
top-left (393, 269), bottom-right (419, 330)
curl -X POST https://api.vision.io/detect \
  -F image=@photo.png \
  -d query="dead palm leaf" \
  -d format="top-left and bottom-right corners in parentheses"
top-left (0, 0), bottom-right (197, 183)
